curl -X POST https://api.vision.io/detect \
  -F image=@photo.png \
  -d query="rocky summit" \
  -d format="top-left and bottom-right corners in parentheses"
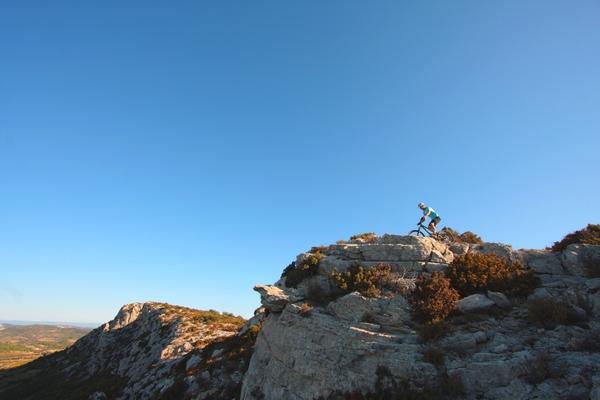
top-left (242, 235), bottom-right (600, 400)
top-left (0, 234), bottom-right (599, 400)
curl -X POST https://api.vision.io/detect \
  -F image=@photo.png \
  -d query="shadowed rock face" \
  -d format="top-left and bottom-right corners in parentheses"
top-left (0, 302), bottom-right (257, 400)
top-left (242, 236), bottom-right (600, 400)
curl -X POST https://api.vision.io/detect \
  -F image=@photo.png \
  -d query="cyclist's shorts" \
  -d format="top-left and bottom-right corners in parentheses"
top-left (431, 217), bottom-right (441, 226)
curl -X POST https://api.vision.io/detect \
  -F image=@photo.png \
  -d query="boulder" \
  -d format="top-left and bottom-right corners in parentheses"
top-left (521, 250), bottom-right (565, 275)
top-left (487, 290), bottom-right (511, 309)
top-left (254, 284), bottom-right (304, 313)
top-left (456, 294), bottom-right (496, 313)
top-left (327, 292), bottom-right (380, 322)
top-left (471, 242), bottom-right (523, 265)
top-left (563, 244), bottom-right (600, 276)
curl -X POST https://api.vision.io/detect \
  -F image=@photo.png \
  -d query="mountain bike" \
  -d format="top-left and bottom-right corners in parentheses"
top-left (408, 222), bottom-right (454, 244)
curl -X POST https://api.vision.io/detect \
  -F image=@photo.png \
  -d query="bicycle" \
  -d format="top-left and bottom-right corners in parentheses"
top-left (408, 222), bottom-right (454, 244)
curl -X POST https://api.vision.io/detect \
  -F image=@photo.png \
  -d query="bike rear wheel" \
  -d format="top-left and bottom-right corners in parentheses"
top-left (408, 230), bottom-right (426, 237)
top-left (437, 230), bottom-right (454, 244)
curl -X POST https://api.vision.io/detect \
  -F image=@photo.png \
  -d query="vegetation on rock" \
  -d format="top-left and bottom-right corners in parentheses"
top-left (329, 262), bottom-right (410, 301)
top-left (445, 252), bottom-right (540, 298)
top-left (408, 272), bottom-right (459, 324)
top-left (282, 250), bottom-right (324, 288)
top-left (548, 223), bottom-right (600, 252)
top-left (350, 232), bottom-right (377, 242)
top-left (443, 227), bottom-right (483, 244)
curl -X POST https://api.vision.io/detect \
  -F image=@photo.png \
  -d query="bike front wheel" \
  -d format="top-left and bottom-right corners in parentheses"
top-left (437, 230), bottom-right (454, 244)
top-left (408, 230), bottom-right (426, 237)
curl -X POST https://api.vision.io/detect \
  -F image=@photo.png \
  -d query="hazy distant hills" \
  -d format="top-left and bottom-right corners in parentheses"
top-left (0, 323), bottom-right (93, 370)
top-left (0, 320), bottom-right (101, 328)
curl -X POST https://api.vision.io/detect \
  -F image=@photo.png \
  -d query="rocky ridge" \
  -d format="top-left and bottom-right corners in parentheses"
top-left (0, 302), bottom-right (258, 400)
top-left (242, 235), bottom-right (600, 400)
top-left (1, 235), bottom-right (599, 400)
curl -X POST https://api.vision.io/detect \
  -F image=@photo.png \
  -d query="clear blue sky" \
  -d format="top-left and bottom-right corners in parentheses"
top-left (1, 1), bottom-right (599, 325)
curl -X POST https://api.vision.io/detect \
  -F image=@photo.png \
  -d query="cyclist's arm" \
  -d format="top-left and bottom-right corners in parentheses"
top-left (420, 210), bottom-right (430, 223)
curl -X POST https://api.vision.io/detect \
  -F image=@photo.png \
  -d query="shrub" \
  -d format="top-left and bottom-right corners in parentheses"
top-left (442, 227), bottom-right (483, 244)
top-left (445, 252), bottom-right (540, 298)
top-left (350, 232), bottom-right (377, 242)
top-left (439, 372), bottom-right (464, 397)
top-left (418, 321), bottom-right (453, 343)
top-left (459, 231), bottom-right (483, 244)
top-left (306, 280), bottom-right (326, 305)
top-left (519, 351), bottom-right (561, 384)
top-left (548, 223), bottom-right (600, 252)
top-left (409, 272), bottom-right (459, 324)
top-left (330, 264), bottom-right (380, 298)
top-left (283, 251), bottom-right (324, 288)
top-left (377, 266), bottom-right (416, 296)
top-left (299, 303), bottom-right (313, 317)
top-left (423, 346), bottom-right (446, 366)
top-left (527, 296), bottom-right (589, 330)
top-left (311, 245), bottom-right (329, 253)
top-left (329, 262), bottom-right (409, 301)
top-left (527, 297), bottom-right (567, 329)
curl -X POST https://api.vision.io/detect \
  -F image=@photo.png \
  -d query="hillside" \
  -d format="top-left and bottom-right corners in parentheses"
top-left (242, 235), bottom-right (600, 399)
top-left (0, 232), bottom-right (599, 400)
top-left (0, 324), bottom-right (92, 369)
top-left (0, 303), bottom-right (260, 400)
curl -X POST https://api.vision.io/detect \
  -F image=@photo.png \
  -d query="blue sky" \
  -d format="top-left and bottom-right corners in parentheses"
top-left (1, 1), bottom-right (599, 324)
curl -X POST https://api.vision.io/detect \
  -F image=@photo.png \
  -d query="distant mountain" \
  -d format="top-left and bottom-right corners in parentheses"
top-left (0, 302), bottom-right (261, 400)
top-left (0, 320), bottom-right (101, 328)
top-left (0, 324), bottom-right (93, 370)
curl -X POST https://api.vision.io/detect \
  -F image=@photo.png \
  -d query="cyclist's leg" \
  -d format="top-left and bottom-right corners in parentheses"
top-left (429, 217), bottom-right (441, 235)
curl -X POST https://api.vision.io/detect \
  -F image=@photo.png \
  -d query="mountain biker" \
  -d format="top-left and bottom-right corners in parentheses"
top-left (418, 203), bottom-right (441, 235)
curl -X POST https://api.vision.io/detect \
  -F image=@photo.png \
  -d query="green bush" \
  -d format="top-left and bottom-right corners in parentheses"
top-left (330, 264), bottom-right (381, 298)
top-left (329, 263), bottom-right (402, 300)
top-left (445, 252), bottom-right (540, 298)
top-left (283, 251), bottom-right (324, 288)
top-left (548, 223), bottom-right (600, 252)
top-left (409, 272), bottom-right (459, 324)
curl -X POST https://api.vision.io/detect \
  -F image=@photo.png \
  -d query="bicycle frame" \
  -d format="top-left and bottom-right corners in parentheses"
top-left (408, 221), bottom-right (454, 243)
top-left (414, 222), bottom-right (435, 237)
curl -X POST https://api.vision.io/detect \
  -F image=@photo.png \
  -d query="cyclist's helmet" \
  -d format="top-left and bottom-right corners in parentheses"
top-left (418, 202), bottom-right (425, 208)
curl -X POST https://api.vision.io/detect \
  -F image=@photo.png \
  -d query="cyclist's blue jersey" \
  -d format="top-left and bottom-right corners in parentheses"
top-left (424, 207), bottom-right (438, 219)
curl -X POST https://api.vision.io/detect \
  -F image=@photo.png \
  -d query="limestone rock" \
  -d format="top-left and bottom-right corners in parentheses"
top-left (471, 242), bottom-right (523, 264)
top-left (487, 290), bottom-right (511, 308)
top-left (521, 249), bottom-right (565, 275)
top-left (562, 244), bottom-right (600, 276)
top-left (456, 294), bottom-right (496, 313)
top-left (326, 292), bottom-right (380, 322)
top-left (253, 284), bottom-right (303, 313)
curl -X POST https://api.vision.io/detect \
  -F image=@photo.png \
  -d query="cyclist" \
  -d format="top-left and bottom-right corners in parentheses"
top-left (418, 203), bottom-right (441, 235)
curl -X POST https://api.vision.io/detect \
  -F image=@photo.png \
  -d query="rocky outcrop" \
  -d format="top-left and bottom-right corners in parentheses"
top-left (242, 235), bottom-right (600, 400)
top-left (0, 302), bottom-right (258, 400)
top-left (2, 234), bottom-right (599, 400)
